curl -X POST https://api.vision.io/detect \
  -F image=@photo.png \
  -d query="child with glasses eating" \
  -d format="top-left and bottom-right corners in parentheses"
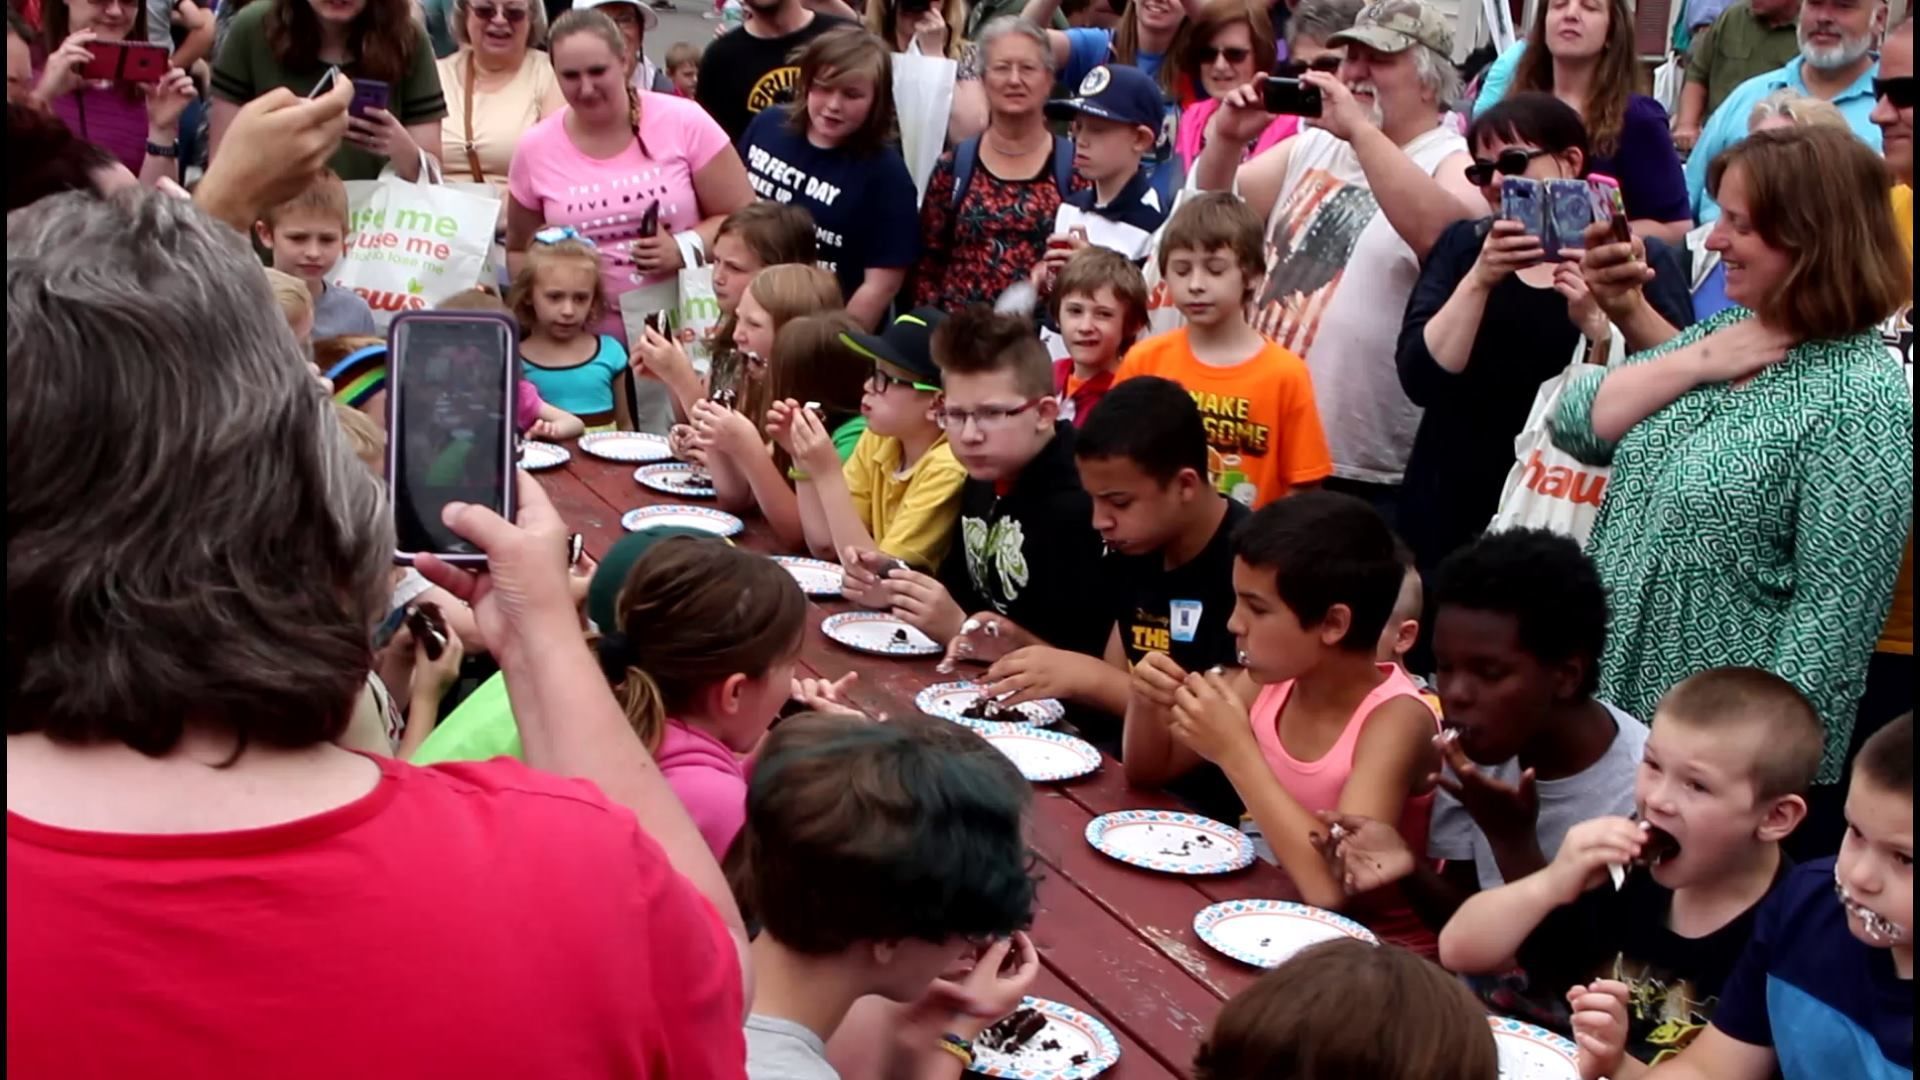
top-left (845, 306), bottom-right (1112, 661)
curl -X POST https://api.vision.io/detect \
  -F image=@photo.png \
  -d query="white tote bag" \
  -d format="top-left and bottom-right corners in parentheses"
top-left (1652, 54), bottom-right (1685, 117)
top-left (335, 152), bottom-right (501, 328)
top-left (672, 259), bottom-right (721, 379)
top-left (893, 43), bottom-right (957, 207)
top-left (1486, 333), bottom-right (1626, 547)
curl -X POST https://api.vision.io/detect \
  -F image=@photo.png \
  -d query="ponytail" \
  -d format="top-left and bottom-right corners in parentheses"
top-left (619, 666), bottom-right (671, 753)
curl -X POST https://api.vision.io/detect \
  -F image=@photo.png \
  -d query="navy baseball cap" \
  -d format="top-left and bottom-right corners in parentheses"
top-left (1045, 63), bottom-right (1165, 131)
top-left (839, 308), bottom-right (946, 389)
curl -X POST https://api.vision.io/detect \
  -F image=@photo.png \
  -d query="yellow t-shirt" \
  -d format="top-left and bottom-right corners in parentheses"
top-left (1876, 185), bottom-right (1913, 656)
top-left (842, 431), bottom-right (967, 571)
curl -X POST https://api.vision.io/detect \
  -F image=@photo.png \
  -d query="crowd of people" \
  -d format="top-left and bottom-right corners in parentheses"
top-left (6, 0), bottom-right (1914, 1074)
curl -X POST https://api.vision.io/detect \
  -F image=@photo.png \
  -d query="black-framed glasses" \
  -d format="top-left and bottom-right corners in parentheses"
top-left (1275, 54), bottom-right (1343, 77)
top-left (865, 365), bottom-right (939, 394)
top-left (1194, 45), bottom-right (1253, 65)
top-left (933, 399), bottom-right (1044, 432)
top-left (469, 2), bottom-right (530, 21)
top-left (1465, 147), bottom-right (1552, 186)
top-left (1874, 75), bottom-right (1916, 109)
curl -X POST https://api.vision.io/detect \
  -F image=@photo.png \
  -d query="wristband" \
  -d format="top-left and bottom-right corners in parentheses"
top-left (672, 229), bottom-right (705, 270)
top-left (145, 139), bottom-right (180, 159)
top-left (936, 1033), bottom-right (974, 1068)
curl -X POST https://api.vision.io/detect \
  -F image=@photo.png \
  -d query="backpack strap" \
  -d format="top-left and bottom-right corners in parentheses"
top-left (1051, 134), bottom-right (1074, 198)
top-left (950, 135), bottom-right (983, 209)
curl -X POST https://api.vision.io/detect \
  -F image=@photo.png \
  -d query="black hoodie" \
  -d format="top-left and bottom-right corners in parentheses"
top-left (937, 422), bottom-right (1110, 657)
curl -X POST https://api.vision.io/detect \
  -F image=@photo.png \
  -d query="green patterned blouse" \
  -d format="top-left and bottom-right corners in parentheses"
top-left (1551, 307), bottom-right (1913, 783)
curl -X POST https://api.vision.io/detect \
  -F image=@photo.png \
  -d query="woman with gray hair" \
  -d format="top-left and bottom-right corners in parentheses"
top-left (911, 16), bottom-right (1081, 311)
top-left (436, 0), bottom-right (564, 187)
top-left (7, 190), bottom-right (752, 1073)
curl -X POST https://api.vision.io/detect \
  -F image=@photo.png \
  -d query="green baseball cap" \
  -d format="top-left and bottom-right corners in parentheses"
top-left (1329, 0), bottom-right (1455, 60)
top-left (587, 527), bottom-right (722, 632)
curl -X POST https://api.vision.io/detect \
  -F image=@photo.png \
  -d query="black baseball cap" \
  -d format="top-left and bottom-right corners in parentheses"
top-left (839, 308), bottom-right (946, 390)
top-left (1044, 63), bottom-right (1165, 131)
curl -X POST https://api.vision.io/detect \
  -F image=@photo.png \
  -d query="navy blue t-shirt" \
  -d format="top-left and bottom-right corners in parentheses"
top-left (738, 110), bottom-right (921, 303)
top-left (1712, 857), bottom-right (1913, 1078)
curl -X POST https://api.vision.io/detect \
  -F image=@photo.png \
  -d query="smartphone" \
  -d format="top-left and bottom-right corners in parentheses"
top-left (1544, 178), bottom-right (1594, 261)
top-left (308, 64), bottom-right (341, 99)
top-left (1587, 173), bottom-right (1632, 243)
top-left (80, 40), bottom-right (168, 83)
top-left (638, 200), bottom-right (661, 238)
top-left (405, 602), bottom-right (449, 662)
top-left (386, 311), bottom-right (520, 567)
top-left (1262, 76), bottom-right (1323, 118)
top-left (1500, 177), bottom-right (1546, 249)
top-left (349, 78), bottom-right (389, 118)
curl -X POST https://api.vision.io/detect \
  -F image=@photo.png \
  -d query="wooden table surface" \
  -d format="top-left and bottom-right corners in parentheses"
top-left (539, 443), bottom-right (1307, 1080)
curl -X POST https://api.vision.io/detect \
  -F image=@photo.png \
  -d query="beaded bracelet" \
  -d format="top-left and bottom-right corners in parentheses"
top-left (937, 1033), bottom-right (974, 1068)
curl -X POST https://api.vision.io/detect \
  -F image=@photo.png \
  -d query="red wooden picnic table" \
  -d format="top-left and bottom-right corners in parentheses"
top-left (539, 441), bottom-right (1312, 1080)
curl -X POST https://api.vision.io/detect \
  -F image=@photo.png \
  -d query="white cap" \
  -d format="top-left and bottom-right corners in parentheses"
top-left (576, 0), bottom-right (660, 31)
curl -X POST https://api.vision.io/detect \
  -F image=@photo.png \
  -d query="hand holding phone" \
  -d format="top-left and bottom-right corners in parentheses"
top-left (1263, 76), bottom-right (1323, 118)
top-left (1501, 177), bottom-right (1546, 251)
top-left (82, 40), bottom-right (170, 84)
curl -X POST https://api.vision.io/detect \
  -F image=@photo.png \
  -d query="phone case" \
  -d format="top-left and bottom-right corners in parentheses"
top-left (638, 200), bottom-right (661, 238)
top-left (349, 78), bottom-right (390, 117)
top-left (1545, 179), bottom-right (1594, 261)
top-left (385, 311), bottom-right (520, 568)
top-left (1501, 178), bottom-right (1546, 246)
top-left (120, 43), bottom-right (169, 83)
top-left (80, 41), bottom-right (123, 82)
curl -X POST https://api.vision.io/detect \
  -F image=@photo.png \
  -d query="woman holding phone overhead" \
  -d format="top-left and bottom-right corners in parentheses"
top-left (506, 8), bottom-right (752, 433)
top-left (208, 0), bottom-right (446, 180)
top-left (31, 0), bottom-right (198, 177)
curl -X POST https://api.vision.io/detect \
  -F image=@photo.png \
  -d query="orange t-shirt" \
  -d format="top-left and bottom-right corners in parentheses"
top-left (1115, 328), bottom-right (1333, 508)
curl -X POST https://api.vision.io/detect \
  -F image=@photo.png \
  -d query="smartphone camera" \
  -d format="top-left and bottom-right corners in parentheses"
top-left (1262, 76), bottom-right (1322, 118)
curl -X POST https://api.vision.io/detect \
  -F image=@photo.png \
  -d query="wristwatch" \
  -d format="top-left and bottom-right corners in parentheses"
top-left (146, 139), bottom-right (180, 159)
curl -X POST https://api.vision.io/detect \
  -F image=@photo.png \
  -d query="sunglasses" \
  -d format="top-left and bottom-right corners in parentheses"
top-left (469, 3), bottom-right (530, 21)
top-left (1874, 75), bottom-right (1916, 109)
top-left (1194, 45), bottom-right (1253, 65)
top-left (1465, 147), bottom-right (1552, 186)
top-left (1274, 55), bottom-right (1343, 77)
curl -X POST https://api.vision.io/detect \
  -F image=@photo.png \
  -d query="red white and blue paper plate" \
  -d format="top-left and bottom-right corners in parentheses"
top-left (969, 997), bottom-right (1120, 1079)
top-left (1490, 1016), bottom-right (1581, 1079)
top-left (1192, 899), bottom-right (1378, 968)
top-left (971, 723), bottom-right (1101, 783)
top-left (916, 681), bottom-right (1064, 727)
top-left (633, 461), bottom-right (715, 497)
top-left (579, 431), bottom-right (673, 463)
top-left (517, 441), bottom-right (569, 471)
top-left (1084, 810), bottom-right (1255, 875)
top-left (771, 555), bottom-right (844, 597)
top-left (821, 611), bottom-right (941, 657)
top-left (620, 505), bottom-right (743, 537)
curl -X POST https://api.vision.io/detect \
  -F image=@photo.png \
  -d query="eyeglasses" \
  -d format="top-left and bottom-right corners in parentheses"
top-left (933, 399), bottom-right (1043, 432)
top-left (1874, 75), bottom-right (1916, 109)
top-left (1275, 55), bottom-right (1343, 77)
top-left (866, 366), bottom-right (939, 394)
top-left (987, 60), bottom-right (1047, 79)
top-left (1464, 147), bottom-right (1552, 186)
top-left (533, 225), bottom-right (595, 248)
top-left (470, 3), bottom-right (530, 21)
top-left (1194, 45), bottom-right (1253, 65)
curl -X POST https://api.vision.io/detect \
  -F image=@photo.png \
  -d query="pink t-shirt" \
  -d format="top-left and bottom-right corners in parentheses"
top-left (656, 720), bottom-right (749, 857)
top-left (1248, 662), bottom-right (1441, 955)
top-left (1174, 98), bottom-right (1300, 173)
top-left (507, 93), bottom-right (732, 343)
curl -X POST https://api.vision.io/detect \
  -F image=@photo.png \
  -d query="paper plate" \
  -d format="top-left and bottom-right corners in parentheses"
top-left (1192, 899), bottom-right (1378, 968)
top-left (578, 431), bottom-right (673, 463)
top-left (633, 462), bottom-right (716, 498)
top-left (972, 723), bottom-right (1100, 783)
top-left (1084, 810), bottom-right (1255, 875)
top-left (970, 997), bottom-right (1120, 1079)
top-left (620, 505), bottom-right (744, 537)
top-left (517, 441), bottom-right (570, 471)
top-left (1490, 1016), bottom-right (1581, 1080)
top-left (772, 555), bottom-right (844, 597)
top-left (821, 612), bottom-right (940, 657)
top-left (916, 682), bottom-right (1063, 727)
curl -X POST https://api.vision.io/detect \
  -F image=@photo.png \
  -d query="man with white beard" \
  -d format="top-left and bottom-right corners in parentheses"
top-left (1684, 0), bottom-right (1889, 221)
top-left (1192, 0), bottom-right (1484, 521)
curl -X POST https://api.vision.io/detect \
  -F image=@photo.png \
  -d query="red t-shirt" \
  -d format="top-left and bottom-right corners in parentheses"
top-left (6, 755), bottom-right (747, 1079)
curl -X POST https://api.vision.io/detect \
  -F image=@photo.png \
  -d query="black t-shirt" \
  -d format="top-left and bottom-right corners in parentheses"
top-left (695, 14), bottom-right (852, 141)
top-left (1511, 857), bottom-right (1792, 1067)
top-left (1393, 218), bottom-right (1695, 576)
top-left (1101, 498), bottom-right (1249, 823)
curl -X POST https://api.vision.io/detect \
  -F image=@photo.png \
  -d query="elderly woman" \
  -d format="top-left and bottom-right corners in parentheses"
top-left (911, 17), bottom-right (1079, 311)
top-left (1550, 125), bottom-right (1911, 820)
top-left (7, 189), bottom-right (749, 1073)
top-left (437, 0), bottom-right (562, 188)
top-left (210, 0), bottom-right (445, 180)
top-left (1174, 0), bottom-right (1358, 170)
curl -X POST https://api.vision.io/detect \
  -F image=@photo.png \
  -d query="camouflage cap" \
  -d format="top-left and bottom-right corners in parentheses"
top-left (1329, 0), bottom-right (1455, 59)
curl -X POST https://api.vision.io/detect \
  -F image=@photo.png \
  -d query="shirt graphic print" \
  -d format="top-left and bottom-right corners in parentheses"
top-left (1253, 172), bottom-right (1377, 355)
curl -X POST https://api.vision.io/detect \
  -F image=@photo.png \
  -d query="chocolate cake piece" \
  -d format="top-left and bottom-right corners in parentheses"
top-left (890, 627), bottom-right (910, 645)
top-left (960, 695), bottom-right (1003, 721)
top-left (978, 1007), bottom-right (1049, 1055)
top-left (1634, 823), bottom-right (1681, 866)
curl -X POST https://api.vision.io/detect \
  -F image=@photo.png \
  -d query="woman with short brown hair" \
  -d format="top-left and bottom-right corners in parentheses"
top-left (1551, 125), bottom-right (1911, 806)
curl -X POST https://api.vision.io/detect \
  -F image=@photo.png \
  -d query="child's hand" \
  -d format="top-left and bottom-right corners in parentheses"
top-left (1546, 816), bottom-right (1647, 904)
top-left (1169, 667), bottom-right (1257, 767)
top-left (1566, 980), bottom-right (1632, 1080)
top-left (984, 646), bottom-right (1082, 707)
top-left (667, 422), bottom-right (705, 463)
top-left (764, 398), bottom-right (799, 453)
top-left (630, 325), bottom-right (694, 384)
top-left (883, 567), bottom-right (966, 643)
top-left (1432, 731), bottom-right (1540, 841)
top-left (787, 404), bottom-right (841, 478)
top-left (690, 398), bottom-right (759, 458)
top-left (790, 672), bottom-right (864, 718)
top-left (1312, 810), bottom-right (1417, 895)
top-left (410, 618), bottom-right (466, 698)
top-left (922, 932), bottom-right (1042, 1041)
top-left (1129, 651), bottom-right (1189, 711)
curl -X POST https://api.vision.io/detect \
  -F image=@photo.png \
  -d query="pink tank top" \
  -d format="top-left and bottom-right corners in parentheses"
top-left (1247, 663), bottom-right (1441, 955)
